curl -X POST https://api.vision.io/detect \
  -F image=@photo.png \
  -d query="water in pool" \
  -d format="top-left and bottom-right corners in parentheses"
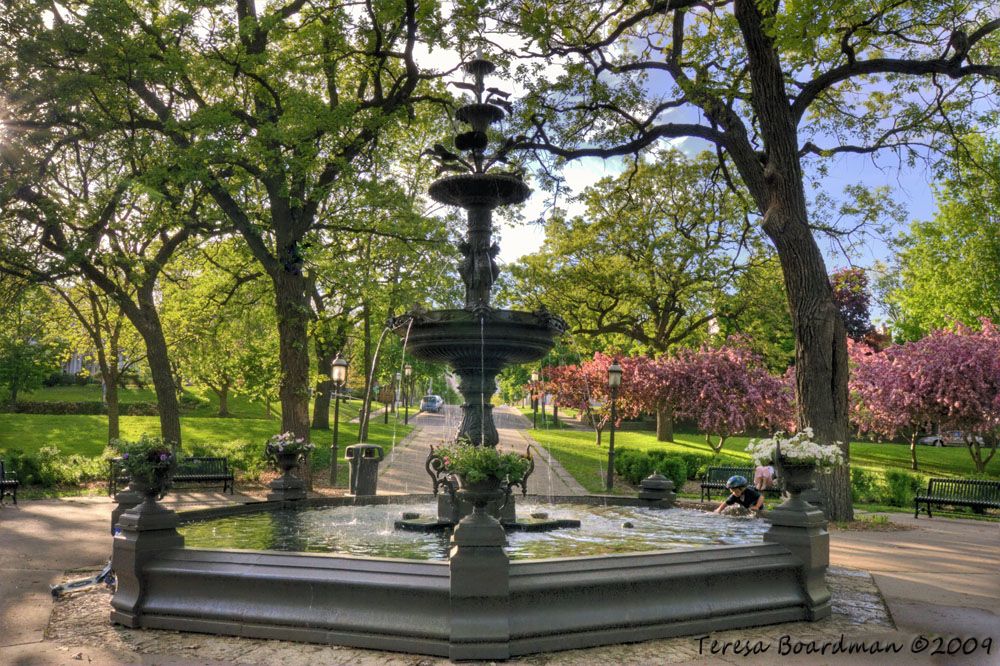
top-left (180, 503), bottom-right (768, 561)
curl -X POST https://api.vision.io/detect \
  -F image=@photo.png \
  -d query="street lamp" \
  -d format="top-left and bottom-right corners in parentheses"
top-left (330, 355), bottom-right (348, 486)
top-left (531, 370), bottom-right (540, 429)
top-left (606, 359), bottom-right (623, 492)
top-left (404, 364), bottom-right (413, 425)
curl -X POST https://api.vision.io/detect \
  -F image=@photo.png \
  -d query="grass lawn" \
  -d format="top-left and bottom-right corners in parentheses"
top-left (0, 397), bottom-right (411, 465)
top-left (17, 384), bottom-right (273, 419)
top-left (516, 407), bottom-right (571, 429)
top-left (524, 424), bottom-right (1000, 494)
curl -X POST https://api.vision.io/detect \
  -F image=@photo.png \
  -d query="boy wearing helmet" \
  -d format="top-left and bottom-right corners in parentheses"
top-left (713, 475), bottom-right (764, 515)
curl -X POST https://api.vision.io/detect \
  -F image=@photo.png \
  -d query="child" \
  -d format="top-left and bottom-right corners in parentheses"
top-left (754, 460), bottom-right (776, 490)
top-left (714, 475), bottom-right (764, 515)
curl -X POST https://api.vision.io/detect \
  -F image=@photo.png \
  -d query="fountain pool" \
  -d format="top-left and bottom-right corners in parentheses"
top-left (179, 503), bottom-right (768, 560)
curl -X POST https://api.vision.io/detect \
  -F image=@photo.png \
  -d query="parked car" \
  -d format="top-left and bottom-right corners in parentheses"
top-left (917, 431), bottom-right (983, 447)
top-left (419, 394), bottom-right (444, 413)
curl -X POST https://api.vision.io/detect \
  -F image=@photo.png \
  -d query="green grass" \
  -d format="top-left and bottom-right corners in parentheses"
top-left (16, 384), bottom-right (273, 419)
top-left (517, 407), bottom-right (570, 429)
top-left (0, 406), bottom-right (411, 464)
top-left (525, 427), bottom-right (1000, 494)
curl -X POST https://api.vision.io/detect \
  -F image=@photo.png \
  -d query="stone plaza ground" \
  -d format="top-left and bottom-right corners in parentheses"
top-left (1, 407), bottom-right (997, 665)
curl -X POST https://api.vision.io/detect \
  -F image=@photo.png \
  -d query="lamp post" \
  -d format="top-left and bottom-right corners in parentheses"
top-left (330, 356), bottom-right (348, 486)
top-left (606, 359), bottom-right (622, 492)
top-left (531, 370), bottom-right (539, 429)
top-left (404, 364), bottom-right (412, 425)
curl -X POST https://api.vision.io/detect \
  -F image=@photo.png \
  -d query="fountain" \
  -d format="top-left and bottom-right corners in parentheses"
top-left (389, 56), bottom-right (570, 531)
top-left (108, 55), bottom-right (832, 663)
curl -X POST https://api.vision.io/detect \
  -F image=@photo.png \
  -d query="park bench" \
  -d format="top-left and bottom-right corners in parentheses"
top-left (700, 465), bottom-right (783, 502)
top-left (108, 456), bottom-right (235, 496)
top-left (914, 478), bottom-right (1000, 518)
top-left (0, 459), bottom-right (19, 505)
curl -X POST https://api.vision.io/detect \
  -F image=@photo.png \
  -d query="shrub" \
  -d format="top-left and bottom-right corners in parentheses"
top-left (187, 440), bottom-right (270, 482)
top-left (613, 449), bottom-right (686, 489)
top-left (1, 447), bottom-right (106, 487)
top-left (4, 401), bottom-right (159, 416)
top-left (851, 468), bottom-right (880, 503)
top-left (882, 469), bottom-right (925, 507)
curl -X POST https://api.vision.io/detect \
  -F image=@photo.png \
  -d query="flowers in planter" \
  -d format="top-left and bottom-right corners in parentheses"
top-left (746, 427), bottom-right (844, 468)
top-left (265, 432), bottom-right (316, 460)
top-left (110, 434), bottom-right (174, 487)
top-left (431, 442), bottom-right (531, 483)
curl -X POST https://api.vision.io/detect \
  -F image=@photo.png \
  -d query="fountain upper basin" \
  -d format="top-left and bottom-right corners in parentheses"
top-left (391, 308), bottom-right (566, 367)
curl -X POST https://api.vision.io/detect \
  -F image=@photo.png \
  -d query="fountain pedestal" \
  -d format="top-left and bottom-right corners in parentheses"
top-left (763, 464), bottom-right (831, 620)
top-left (448, 484), bottom-right (511, 661)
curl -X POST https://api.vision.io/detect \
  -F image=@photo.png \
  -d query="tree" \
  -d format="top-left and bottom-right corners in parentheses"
top-left (849, 340), bottom-right (931, 470)
top-left (545, 353), bottom-right (644, 446)
top-left (715, 256), bottom-right (795, 373)
top-left (668, 341), bottom-right (793, 453)
top-left (831, 268), bottom-right (874, 341)
top-left (490, 0), bottom-right (1000, 519)
top-left (890, 138), bottom-right (1000, 337)
top-left (162, 240), bottom-right (274, 418)
top-left (51, 280), bottom-right (145, 441)
top-left (0, 133), bottom-right (207, 447)
top-left (0, 284), bottom-right (62, 406)
top-left (511, 149), bottom-right (764, 439)
top-left (2, 0), bottom-right (450, 442)
top-left (856, 321), bottom-right (1000, 473)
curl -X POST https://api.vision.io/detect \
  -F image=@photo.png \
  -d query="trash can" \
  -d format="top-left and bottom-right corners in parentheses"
top-left (346, 443), bottom-right (384, 496)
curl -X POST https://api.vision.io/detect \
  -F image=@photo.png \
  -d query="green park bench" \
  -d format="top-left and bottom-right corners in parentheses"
top-left (0, 459), bottom-right (19, 505)
top-left (914, 478), bottom-right (1000, 518)
top-left (108, 456), bottom-right (235, 496)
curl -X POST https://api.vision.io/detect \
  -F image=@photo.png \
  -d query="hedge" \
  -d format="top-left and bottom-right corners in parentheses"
top-left (850, 467), bottom-right (927, 507)
top-left (2, 401), bottom-right (160, 416)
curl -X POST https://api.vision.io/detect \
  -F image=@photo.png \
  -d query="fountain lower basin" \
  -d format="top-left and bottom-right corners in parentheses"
top-left (179, 502), bottom-right (768, 560)
top-left (112, 493), bottom-right (830, 660)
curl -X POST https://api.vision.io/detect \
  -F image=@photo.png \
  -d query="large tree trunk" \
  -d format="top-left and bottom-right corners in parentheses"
top-left (136, 312), bottom-right (182, 448)
top-left (273, 270), bottom-right (312, 439)
top-left (732, 0), bottom-right (853, 521)
top-left (214, 381), bottom-right (231, 417)
top-left (767, 215), bottom-right (852, 520)
top-left (909, 431), bottom-right (919, 471)
top-left (656, 403), bottom-right (674, 442)
top-left (311, 340), bottom-right (335, 430)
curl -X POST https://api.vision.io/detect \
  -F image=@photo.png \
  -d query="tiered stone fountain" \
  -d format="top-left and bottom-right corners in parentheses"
top-left (390, 57), bottom-right (571, 530)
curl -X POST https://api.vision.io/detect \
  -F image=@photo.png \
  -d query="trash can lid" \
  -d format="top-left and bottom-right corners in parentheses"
top-left (345, 443), bottom-right (385, 459)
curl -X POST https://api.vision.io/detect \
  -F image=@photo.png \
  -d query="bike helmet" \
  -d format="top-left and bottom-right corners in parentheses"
top-left (725, 475), bottom-right (749, 490)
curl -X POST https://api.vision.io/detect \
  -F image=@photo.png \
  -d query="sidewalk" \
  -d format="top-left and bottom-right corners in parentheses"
top-left (377, 405), bottom-right (586, 497)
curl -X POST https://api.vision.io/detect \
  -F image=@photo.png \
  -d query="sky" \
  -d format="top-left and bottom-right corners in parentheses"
top-left (411, 26), bottom-right (945, 280)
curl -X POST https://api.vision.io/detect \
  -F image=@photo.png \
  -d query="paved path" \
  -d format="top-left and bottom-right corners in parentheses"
top-left (377, 405), bottom-right (586, 497)
top-left (1, 471), bottom-right (997, 664)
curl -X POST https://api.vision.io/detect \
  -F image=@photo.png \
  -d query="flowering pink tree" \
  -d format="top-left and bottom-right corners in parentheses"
top-left (671, 341), bottom-right (794, 453)
top-left (626, 355), bottom-right (687, 442)
top-left (545, 353), bottom-right (644, 446)
top-left (849, 339), bottom-right (934, 470)
top-left (858, 320), bottom-right (1000, 473)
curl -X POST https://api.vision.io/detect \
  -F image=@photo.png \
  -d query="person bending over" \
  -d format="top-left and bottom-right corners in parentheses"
top-left (714, 475), bottom-right (764, 515)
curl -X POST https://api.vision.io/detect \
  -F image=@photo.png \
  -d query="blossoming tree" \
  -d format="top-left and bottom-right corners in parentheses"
top-left (671, 342), bottom-right (794, 454)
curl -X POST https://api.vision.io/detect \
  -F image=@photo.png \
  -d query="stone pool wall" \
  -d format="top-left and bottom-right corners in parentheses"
top-left (110, 495), bottom-right (830, 660)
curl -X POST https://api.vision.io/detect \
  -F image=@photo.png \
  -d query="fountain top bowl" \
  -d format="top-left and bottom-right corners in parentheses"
top-left (428, 173), bottom-right (531, 209)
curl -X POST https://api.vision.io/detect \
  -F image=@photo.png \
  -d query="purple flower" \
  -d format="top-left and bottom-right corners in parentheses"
top-left (159, 453), bottom-right (169, 462)
top-left (122, 453), bottom-right (129, 459)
